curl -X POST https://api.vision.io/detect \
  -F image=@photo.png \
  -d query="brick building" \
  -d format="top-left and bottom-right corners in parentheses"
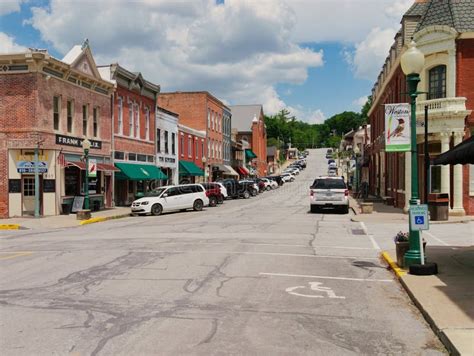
top-left (177, 124), bottom-right (206, 183)
top-left (367, 0), bottom-right (474, 215)
top-left (229, 105), bottom-right (267, 177)
top-left (158, 91), bottom-right (233, 180)
top-left (0, 42), bottom-right (115, 217)
top-left (98, 63), bottom-right (163, 206)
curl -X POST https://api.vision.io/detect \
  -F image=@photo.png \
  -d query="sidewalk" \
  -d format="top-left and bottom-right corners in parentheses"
top-left (0, 206), bottom-right (131, 230)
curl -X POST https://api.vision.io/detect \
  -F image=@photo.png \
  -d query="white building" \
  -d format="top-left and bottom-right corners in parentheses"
top-left (156, 107), bottom-right (179, 185)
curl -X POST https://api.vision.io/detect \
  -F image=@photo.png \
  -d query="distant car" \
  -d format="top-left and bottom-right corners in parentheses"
top-left (219, 179), bottom-right (256, 199)
top-left (328, 162), bottom-right (337, 168)
top-left (281, 173), bottom-right (295, 182)
top-left (328, 168), bottom-right (338, 177)
top-left (309, 176), bottom-right (349, 214)
top-left (201, 182), bottom-right (224, 206)
top-left (215, 182), bottom-right (228, 200)
top-left (266, 176), bottom-right (284, 186)
top-left (327, 159), bottom-right (335, 165)
top-left (260, 177), bottom-right (278, 190)
top-left (131, 184), bottom-right (209, 216)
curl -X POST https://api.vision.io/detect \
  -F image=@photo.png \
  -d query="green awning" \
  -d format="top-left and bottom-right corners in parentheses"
top-left (179, 160), bottom-right (204, 177)
top-left (245, 149), bottom-right (257, 159)
top-left (114, 162), bottom-right (168, 180)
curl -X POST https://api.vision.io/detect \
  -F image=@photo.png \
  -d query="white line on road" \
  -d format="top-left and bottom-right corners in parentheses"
top-left (260, 272), bottom-right (393, 283)
top-left (359, 222), bottom-right (381, 250)
top-left (313, 245), bottom-right (376, 250)
top-left (359, 222), bottom-right (369, 235)
top-left (423, 231), bottom-right (449, 246)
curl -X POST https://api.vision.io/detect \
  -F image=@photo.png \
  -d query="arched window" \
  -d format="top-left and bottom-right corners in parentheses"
top-left (428, 65), bottom-right (446, 100)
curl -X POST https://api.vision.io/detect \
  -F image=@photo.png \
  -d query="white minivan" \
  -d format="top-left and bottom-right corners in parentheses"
top-left (131, 184), bottom-right (209, 216)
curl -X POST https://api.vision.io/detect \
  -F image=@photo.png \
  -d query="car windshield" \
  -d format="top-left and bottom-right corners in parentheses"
top-left (145, 188), bottom-right (166, 197)
top-left (311, 179), bottom-right (346, 189)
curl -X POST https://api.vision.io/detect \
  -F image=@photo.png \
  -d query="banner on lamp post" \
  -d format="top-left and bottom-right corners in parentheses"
top-left (384, 103), bottom-right (411, 152)
top-left (88, 159), bottom-right (97, 177)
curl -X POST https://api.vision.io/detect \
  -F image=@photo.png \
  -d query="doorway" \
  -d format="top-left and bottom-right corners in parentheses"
top-left (22, 175), bottom-right (42, 216)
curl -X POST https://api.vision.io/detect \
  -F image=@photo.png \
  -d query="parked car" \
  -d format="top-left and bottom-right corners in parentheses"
top-left (328, 168), bottom-right (338, 177)
top-left (201, 183), bottom-right (224, 206)
top-left (219, 179), bottom-right (255, 199)
top-left (215, 182), bottom-right (228, 200)
top-left (261, 177), bottom-right (278, 190)
top-left (131, 184), bottom-right (209, 216)
top-left (281, 173), bottom-right (295, 182)
top-left (327, 159), bottom-right (335, 165)
top-left (239, 179), bottom-right (259, 196)
top-left (309, 176), bottom-right (349, 214)
top-left (266, 175), bottom-right (284, 186)
top-left (328, 162), bottom-right (337, 168)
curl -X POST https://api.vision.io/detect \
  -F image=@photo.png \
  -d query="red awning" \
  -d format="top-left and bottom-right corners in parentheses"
top-left (235, 166), bottom-right (249, 176)
top-left (240, 166), bottom-right (250, 175)
top-left (65, 161), bottom-right (119, 172)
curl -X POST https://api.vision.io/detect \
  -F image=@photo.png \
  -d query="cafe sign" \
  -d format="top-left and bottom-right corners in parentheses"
top-left (16, 160), bottom-right (48, 173)
top-left (56, 134), bottom-right (102, 149)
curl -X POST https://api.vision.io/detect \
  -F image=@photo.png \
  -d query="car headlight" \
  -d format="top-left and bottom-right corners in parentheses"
top-left (141, 201), bottom-right (149, 205)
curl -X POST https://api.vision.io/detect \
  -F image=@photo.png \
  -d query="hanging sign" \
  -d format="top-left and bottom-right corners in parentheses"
top-left (385, 103), bottom-right (411, 152)
top-left (16, 161), bottom-right (48, 173)
top-left (88, 159), bottom-right (97, 177)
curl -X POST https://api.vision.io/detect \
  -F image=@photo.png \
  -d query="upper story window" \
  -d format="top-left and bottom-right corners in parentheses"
top-left (208, 109), bottom-right (211, 129)
top-left (145, 107), bottom-right (150, 141)
top-left (428, 65), bottom-right (446, 100)
top-left (188, 136), bottom-right (192, 157)
top-left (156, 128), bottom-right (161, 153)
top-left (180, 135), bottom-right (184, 157)
top-left (82, 104), bottom-right (88, 136)
top-left (53, 96), bottom-right (60, 130)
top-left (129, 104), bottom-right (134, 137)
top-left (195, 139), bottom-right (199, 159)
top-left (172, 133), bottom-right (176, 155)
top-left (93, 107), bottom-right (99, 137)
top-left (117, 97), bottom-right (123, 135)
top-left (67, 100), bottom-right (73, 133)
top-left (135, 104), bottom-right (140, 138)
top-left (164, 130), bottom-right (169, 154)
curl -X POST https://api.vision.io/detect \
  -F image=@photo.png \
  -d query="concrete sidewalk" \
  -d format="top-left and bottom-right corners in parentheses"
top-left (0, 206), bottom-right (131, 230)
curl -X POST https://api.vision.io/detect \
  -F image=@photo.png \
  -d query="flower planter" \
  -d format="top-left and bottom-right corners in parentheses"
top-left (360, 202), bottom-right (373, 214)
top-left (395, 241), bottom-right (427, 268)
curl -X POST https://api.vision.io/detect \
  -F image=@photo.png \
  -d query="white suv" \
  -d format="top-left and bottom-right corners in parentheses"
top-left (309, 176), bottom-right (349, 214)
top-left (131, 184), bottom-right (209, 216)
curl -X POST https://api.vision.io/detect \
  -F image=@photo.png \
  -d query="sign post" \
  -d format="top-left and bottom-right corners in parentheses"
top-left (409, 204), bottom-right (429, 265)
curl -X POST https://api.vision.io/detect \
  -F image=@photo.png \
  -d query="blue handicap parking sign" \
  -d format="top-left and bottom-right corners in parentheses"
top-left (415, 216), bottom-right (424, 225)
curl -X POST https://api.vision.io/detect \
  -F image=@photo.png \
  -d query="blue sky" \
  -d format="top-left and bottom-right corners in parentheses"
top-left (0, 0), bottom-right (412, 123)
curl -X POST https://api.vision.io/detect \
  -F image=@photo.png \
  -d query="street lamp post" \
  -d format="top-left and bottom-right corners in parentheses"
top-left (82, 138), bottom-right (91, 210)
top-left (202, 156), bottom-right (207, 183)
top-left (401, 41), bottom-right (425, 267)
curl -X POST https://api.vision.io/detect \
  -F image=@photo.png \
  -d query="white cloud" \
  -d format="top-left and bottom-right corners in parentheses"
top-left (0, 32), bottom-right (26, 53)
top-left (0, 0), bottom-right (24, 16)
top-left (352, 95), bottom-right (368, 108)
top-left (28, 0), bottom-right (324, 115)
top-left (347, 27), bottom-right (398, 80)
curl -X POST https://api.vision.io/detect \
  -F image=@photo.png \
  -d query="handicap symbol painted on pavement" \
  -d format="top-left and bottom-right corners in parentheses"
top-left (285, 282), bottom-right (345, 299)
top-left (415, 216), bottom-right (424, 224)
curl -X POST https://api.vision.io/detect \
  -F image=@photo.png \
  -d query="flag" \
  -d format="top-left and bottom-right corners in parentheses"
top-left (57, 151), bottom-right (66, 167)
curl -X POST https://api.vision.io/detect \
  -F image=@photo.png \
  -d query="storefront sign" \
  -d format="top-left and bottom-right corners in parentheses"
top-left (88, 159), bottom-right (97, 177)
top-left (158, 156), bottom-right (176, 164)
top-left (56, 134), bottom-right (102, 149)
top-left (16, 160), bottom-right (48, 173)
top-left (385, 103), bottom-right (411, 152)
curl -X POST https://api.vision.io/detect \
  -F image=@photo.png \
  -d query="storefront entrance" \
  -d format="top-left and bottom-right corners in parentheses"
top-left (22, 175), bottom-right (42, 216)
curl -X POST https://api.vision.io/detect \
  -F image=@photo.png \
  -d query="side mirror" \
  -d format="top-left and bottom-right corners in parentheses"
top-left (162, 193), bottom-right (168, 198)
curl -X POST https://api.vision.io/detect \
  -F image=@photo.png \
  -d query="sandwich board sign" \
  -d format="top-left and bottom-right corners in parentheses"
top-left (410, 204), bottom-right (429, 231)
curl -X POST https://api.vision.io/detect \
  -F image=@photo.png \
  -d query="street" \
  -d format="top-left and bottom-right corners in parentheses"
top-left (0, 149), bottom-right (445, 355)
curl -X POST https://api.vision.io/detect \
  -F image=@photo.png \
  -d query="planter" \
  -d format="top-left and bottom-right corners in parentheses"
top-left (395, 241), bottom-right (427, 268)
top-left (76, 209), bottom-right (91, 220)
top-left (360, 202), bottom-right (373, 214)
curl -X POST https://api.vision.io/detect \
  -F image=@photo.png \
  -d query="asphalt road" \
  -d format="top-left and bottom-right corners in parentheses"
top-left (0, 149), bottom-right (445, 355)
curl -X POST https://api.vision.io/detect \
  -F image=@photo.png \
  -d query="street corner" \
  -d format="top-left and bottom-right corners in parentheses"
top-left (0, 224), bottom-right (21, 230)
top-left (79, 213), bottom-right (132, 226)
top-left (381, 251), bottom-right (406, 278)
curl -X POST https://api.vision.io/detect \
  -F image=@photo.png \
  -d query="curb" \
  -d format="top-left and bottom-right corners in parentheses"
top-left (79, 213), bottom-right (131, 226)
top-left (0, 224), bottom-right (20, 230)
top-left (381, 251), bottom-right (406, 278)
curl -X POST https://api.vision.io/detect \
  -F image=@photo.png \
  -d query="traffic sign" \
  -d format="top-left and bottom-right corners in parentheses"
top-left (410, 204), bottom-right (429, 231)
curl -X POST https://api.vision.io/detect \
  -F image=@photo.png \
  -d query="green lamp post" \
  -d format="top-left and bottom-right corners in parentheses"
top-left (82, 138), bottom-right (91, 210)
top-left (401, 41), bottom-right (425, 267)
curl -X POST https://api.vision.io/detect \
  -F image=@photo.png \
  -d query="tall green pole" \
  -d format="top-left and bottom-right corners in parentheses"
top-left (34, 146), bottom-right (40, 218)
top-left (404, 73), bottom-right (422, 267)
top-left (84, 148), bottom-right (90, 210)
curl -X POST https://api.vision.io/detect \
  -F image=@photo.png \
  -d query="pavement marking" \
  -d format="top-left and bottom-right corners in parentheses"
top-left (260, 272), bottom-right (393, 283)
top-left (368, 235), bottom-right (381, 250)
top-left (359, 222), bottom-right (369, 235)
top-left (313, 245), bottom-right (376, 250)
top-left (423, 231), bottom-right (449, 246)
top-left (161, 241), bottom-right (308, 247)
top-left (0, 224), bottom-right (20, 230)
top-left (286, 282), bottom-right (345, 299)
top-left (0, 251), bottom-right (33, 260)
top-left (381, 251), bottom-right (406, 278)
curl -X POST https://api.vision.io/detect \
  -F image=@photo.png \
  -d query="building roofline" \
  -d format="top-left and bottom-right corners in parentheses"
top-left (156, 106), bottom-right (179, 118)
top-left (160, 91), bottom-right (230, 110)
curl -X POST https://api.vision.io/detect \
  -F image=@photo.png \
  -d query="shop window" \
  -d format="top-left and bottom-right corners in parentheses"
top-left (128, 153), bottom-right (136, 161)
top-left (430, 165), bottom-right (442, 193)
top-left (137, 154), bottom-right (147, 162)
top-left (23, 177), bottom-right (35, 196)
top-left (65, 167), bottom-right (80, 196)
top-left (136, 180), bottom-right (145, 193)
top-left (147, 155), bottom-right (154, 163)
top-left (67, 100), bottom-right (73, 133)
top-left (82, 105), bottom-right (88, 135)
top-left (428, 65), bottom-right (446, 100)
top-left (156, 129), bottom-right (161, 153)
top-left (172, 133), bottom-right (176, 155)
top-left (164, 130), bottom-right (169, 154)
top-left (128, 181), bottom-right (134, 194)
top-left (114, 151), bottom-right (125, 160)
top-left (118, 97), bottom-right (123, 134)
top-left (53, 96), bottom-right (60, 130)
top-left (93, 107), bottom-right (98, 137)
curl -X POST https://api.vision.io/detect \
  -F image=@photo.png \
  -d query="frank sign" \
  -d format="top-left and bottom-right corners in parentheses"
top-left (385, 103), bottom-right (411, 152)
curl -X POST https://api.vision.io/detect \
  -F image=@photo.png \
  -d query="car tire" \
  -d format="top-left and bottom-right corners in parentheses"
top-left (310, 205), bottom-right (318, 213)
top-left (193, 199), bottom-right (204, 211)
top-left (342, 206), bottom-right (349, 214)
top-left (243, 190), bottom-right (250, 199)
top-left (151, 204), bottom-right (163, 216)
top-left (250, 189), bottom-right (257, 197)
top-left (217, 195), bottom-right (224, 204)
top-left (266, 186), bottom-right (271, 191)
top-left (209, 196), bottom-right (217, 207)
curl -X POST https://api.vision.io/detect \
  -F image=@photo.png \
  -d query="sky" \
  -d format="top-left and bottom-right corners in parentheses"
top-left (0, 0), bottom-right (414, 123)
